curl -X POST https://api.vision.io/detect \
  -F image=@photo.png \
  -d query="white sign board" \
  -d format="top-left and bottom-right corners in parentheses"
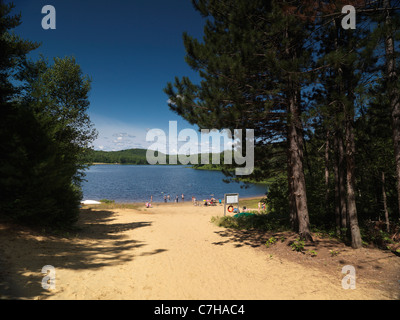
top-left (224, 193), bottom-right (239, 216)
top-left (226, 195), bottom-right (238, 204)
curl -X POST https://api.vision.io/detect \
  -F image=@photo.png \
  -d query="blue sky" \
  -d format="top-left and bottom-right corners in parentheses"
top-left (13, 0), bottom-right (208, 151)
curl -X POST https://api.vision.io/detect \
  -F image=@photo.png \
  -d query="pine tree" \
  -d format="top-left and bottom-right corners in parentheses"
top-left (165, 0), bottom-right (314, 240)
top-left (382, 0), bottom-right (400, 219)
top-left (310, 0), bottom-right (380, 248)
top-left (0, 1), bottom-right (39, 103)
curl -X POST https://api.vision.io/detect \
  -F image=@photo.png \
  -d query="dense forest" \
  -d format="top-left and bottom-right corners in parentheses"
top-left (0, 1), bottom-right (97, 228)
top-left (83, 148), bottom-right (229, 166)
top-left (84, 148), bottom-right (152, 165)
top-left (165, 0), bottom-right (400, 248)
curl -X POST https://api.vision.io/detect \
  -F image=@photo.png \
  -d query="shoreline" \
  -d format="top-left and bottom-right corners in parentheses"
top-left (82, 195), bottom-right (266, 206)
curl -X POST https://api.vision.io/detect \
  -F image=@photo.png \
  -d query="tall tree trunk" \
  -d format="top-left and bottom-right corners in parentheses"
top-left (325, 130), bottom-right (331, 208)
top-left (288, 92), bottom-right (312, 241)
top-left (345, 107), bottom-right (363, 249)
top-left (382, 171), bottom-right (390, 233)
top-left (333, 19), bottom-right (348, 234)
top-left (287, 144), bottom-right (298, 232)
top-left (333, 131), bottom-right (342, 236)
top-left (338, 129), bottom-right (348, 232)
top-left (333, 132), bottom-right (340, 231)
top-left (384, 0), bottom-right (400, 220)
top-left (334, 127), bottom-right (349, 237)
top-left (340, 30), bottom-right (361, 247)
top-left (284, 24), bottom-right (312, 241)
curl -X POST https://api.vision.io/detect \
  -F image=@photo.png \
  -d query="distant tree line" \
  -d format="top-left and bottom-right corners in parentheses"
top-left (0, 1), bottom-right (97, 228)
top-left (84, 149), bottom-right (151, 165)
top-left (84, 148), bottom-right (230, 166)
top-left (165, 0), bottom-right (400, 248)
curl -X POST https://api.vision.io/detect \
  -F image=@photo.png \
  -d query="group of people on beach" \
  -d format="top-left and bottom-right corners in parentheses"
top-left (191, 196), bottom-right (223, 207)
top-left (145, 195), bottom-right (267, 211)
top-left (145, 194), bottom-right (185, 207)
top-left (161, 194), bottom-right (185, 203)
top-left (146, 194), bottom-right (221, 207)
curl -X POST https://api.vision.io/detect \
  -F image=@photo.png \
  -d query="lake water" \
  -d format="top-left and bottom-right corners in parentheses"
top-left (82, 165), bottom-right (267, 203)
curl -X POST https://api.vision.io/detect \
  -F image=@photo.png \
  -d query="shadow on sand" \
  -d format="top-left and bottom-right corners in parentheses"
top-left (0, 209), bottom-right (165, 300)
top-left (213, 228), bottom-right (278, 248)
top-left (213, 228), bottom-right (351, 250)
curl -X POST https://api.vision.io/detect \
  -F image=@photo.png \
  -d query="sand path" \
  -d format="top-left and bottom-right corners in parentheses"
top-left (0, 203), bottom-right (391, 300)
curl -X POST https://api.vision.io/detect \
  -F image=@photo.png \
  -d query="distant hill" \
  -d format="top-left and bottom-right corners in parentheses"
top-left (83, 148), bottom-right (160, 165)
top-left (83, 148), bottom-right (226, 166)
top-left (82, 148), bottom-right (275, 185)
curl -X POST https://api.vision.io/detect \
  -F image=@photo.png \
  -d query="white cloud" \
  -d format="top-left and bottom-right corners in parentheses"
top-left (90, 114), bottom-right (151, 151)
top-left (89, 114), bottom-right (233, 154)
top-left (112, 132), bottom-right (137, 138)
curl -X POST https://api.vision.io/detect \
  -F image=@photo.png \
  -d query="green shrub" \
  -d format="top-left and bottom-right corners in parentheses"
top-left (265, 236), bottom-right (277, 248)
top-left (100, 199), bottom-right (115, 204)
top-left (329, 249), bottom-right (340, 257)
top-left (306, 249), bottom-right (318, 257)
top-left (290, 238), bottom-right (305, 252)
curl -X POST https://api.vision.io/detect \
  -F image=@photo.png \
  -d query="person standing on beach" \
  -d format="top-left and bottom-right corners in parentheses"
top-left (150, 195), bottom-right (153, 203)
top-left (176, 195), bottom-right (179, 203)
top-left (164, 195), bottom-right (167, 203)
top-left (167, 194), bottom-right (170, 202)
top-left (181, 194), bottom-right (184, 202)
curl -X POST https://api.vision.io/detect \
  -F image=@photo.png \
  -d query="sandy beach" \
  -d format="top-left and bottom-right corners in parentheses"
top-left (0, 201), bottom-right (398, 300)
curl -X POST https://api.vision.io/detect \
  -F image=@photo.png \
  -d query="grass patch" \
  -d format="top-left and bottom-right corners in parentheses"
top-left (239, 198), bottom-right (263, 208)
top-left (100, 199), bottom-right (115, 204)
